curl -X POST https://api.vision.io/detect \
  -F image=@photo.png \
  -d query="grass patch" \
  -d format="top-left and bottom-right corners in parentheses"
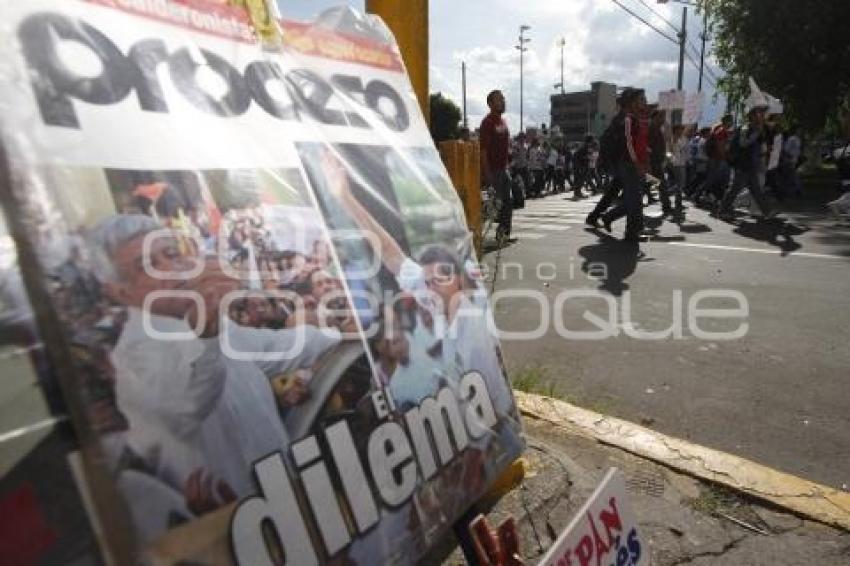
top-left (509, 365), bottom-right (622, 418)
top-left (510, 365), bottom-right (561, 399)
top-left (686, 484), bottom-right (743, 516)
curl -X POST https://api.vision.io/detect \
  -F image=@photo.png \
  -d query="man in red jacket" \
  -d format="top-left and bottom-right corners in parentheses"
top-left (480, 89), bottom-right (514, 242)
top-left (600, 88), bottom-right (647, 242)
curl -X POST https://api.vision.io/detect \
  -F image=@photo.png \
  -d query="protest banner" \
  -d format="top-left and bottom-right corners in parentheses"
top-left (539, 469), bottom-right (647, 566)
top-left (0, 1), bottom-right (524, 563)
top-left (658, 89), bottom-right (685, 111)
top-left (683, 91), bottom-right (705, 125)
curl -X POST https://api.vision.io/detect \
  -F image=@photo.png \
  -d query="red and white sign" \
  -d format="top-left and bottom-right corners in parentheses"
top-left (540, 468), bottom-right (647, 566)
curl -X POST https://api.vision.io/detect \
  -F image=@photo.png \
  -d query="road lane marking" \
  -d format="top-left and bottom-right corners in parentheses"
top-left (516, 213), bottom-right (590, 218)
top-left (664, 241), bottom-right (849, 261)
top-left (512, 222), bottom-right (577, 231)
top-left (507, 232), bottom-right (546, 239)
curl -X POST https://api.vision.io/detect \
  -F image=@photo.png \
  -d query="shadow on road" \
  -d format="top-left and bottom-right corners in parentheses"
top-left (641, 215), bottom-right (690, 242)
top-left (578, 231), bottom-right (646, 296)
top-left (732, 217), bottom-right (810, 256)
top-left (677, 222), bottom-right (713, 234)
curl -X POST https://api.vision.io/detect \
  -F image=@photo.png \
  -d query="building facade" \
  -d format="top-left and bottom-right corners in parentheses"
top-left (550, 81), bottom-right (618, 143)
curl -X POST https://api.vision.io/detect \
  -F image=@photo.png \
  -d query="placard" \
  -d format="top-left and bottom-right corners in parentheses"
top-left (539, 469), bottom-right (647, 566)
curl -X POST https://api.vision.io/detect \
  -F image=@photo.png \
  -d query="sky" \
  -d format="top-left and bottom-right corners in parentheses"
top-left (278, 0), bottom-right (726, 133)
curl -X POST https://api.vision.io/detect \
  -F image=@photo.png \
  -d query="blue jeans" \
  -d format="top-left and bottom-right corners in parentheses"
top-left (703, 159), bottom-right (730, 200)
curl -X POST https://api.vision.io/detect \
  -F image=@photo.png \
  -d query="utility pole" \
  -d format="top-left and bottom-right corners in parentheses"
top-left (461, 61), bottom-right (468, 129)
top-left (677, 6), bottom-right (687, 91)
top-left (515, 25), bottom-right (531, 134)
top-left (698, 7), bottom-right (707, 92)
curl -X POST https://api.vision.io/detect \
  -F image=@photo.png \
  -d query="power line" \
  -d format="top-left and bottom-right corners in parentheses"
top-left (610, 0), bottom-right (679, 45)
top-left (684, 50), bottom-right (717, 89)
top-left (687, 45), bottom-right (721, 83)
top-left (687, 38), bottom-right (703, 58)
top-left (611, 0), bottom-right (722, 91)
top-left (632, 0), bottom-right (680, 34)
top-left (685, 43), bottom-right (702, 63)
top-left (684, 41), bottom-right (721, 83)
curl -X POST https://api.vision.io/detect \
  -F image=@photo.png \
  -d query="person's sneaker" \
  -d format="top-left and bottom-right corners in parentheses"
top-left (496, 235), bottom-right (517, 248)
top-left (585, 216), bottom-right (600, 228)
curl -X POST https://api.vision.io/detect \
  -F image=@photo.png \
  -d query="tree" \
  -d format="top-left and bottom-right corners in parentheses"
top-left (429, 93), bottom-right (462, 143)
top-left (708, 0), bottom-right (850, 133)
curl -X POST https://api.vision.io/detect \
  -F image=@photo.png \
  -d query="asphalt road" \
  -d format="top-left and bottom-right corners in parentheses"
top-left (486, 188), bottom-right (850, 490)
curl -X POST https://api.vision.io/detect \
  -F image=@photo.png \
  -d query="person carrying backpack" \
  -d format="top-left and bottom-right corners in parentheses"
top-left (586, 94), bottom-right (627, 226)
top-left (585, 88), bottom-right (645, 241)
top-left (717, 97), bottom-right (775, 219)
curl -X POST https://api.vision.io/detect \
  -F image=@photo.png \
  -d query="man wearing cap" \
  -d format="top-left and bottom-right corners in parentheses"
top-left (718, 89), bottom-right (775, 220)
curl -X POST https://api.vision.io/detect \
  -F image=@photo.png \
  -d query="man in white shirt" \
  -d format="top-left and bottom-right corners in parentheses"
top-left (319, 153), bottom-right (514, 418)
top-left (781, 128), bottom-right (803, 197)
top-left (87, 214), bottom-right (341, 511)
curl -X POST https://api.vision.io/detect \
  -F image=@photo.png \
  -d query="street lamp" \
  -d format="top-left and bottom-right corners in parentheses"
top-left (554, 38), bottom-right (566, 95)
top-left (515, 25), bottom-right (531, 134)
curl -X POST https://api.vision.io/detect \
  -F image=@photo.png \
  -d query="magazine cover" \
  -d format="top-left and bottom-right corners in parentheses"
top-left (0, 1), bottom-right (524, 563)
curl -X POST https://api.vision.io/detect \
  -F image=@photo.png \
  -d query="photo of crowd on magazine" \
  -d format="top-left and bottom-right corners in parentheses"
top-left (36, 164), bottom-right (369, 542)
top-left (290, 144), bottom-right (524, 558)
top-left (30, 158), bottom-right (523, 562)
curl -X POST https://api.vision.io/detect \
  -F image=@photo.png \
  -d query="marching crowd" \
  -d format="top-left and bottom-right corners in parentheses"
top-left (479, 81), bottom-right (843, 245)
top-left (508, 132), bottom-right (603, 201)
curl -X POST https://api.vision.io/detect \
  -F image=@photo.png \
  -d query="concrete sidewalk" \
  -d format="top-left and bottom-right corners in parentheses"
top-left (432, 411), bottom-right (850, 565)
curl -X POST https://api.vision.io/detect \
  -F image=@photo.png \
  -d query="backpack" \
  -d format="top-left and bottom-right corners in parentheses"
top-left (599, 112), bottom-right (626, 168)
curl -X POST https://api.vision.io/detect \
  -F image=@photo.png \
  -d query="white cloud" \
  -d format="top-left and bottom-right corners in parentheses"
top-left (429, 0), bottom-right (725, 132)
top-left (281, 0), bottom-right (729, 131)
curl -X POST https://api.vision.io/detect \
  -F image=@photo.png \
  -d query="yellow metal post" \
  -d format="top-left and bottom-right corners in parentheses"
top-left (366, 0), bottom-right (430, 125)
top-left (439, 140), bottom-right (483, 255)
top-left (228, 0), bottom-right (282, 47)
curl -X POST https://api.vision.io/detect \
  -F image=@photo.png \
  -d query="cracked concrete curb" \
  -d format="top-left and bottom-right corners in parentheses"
top-left (515, 391), bottom-right (850, 532)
